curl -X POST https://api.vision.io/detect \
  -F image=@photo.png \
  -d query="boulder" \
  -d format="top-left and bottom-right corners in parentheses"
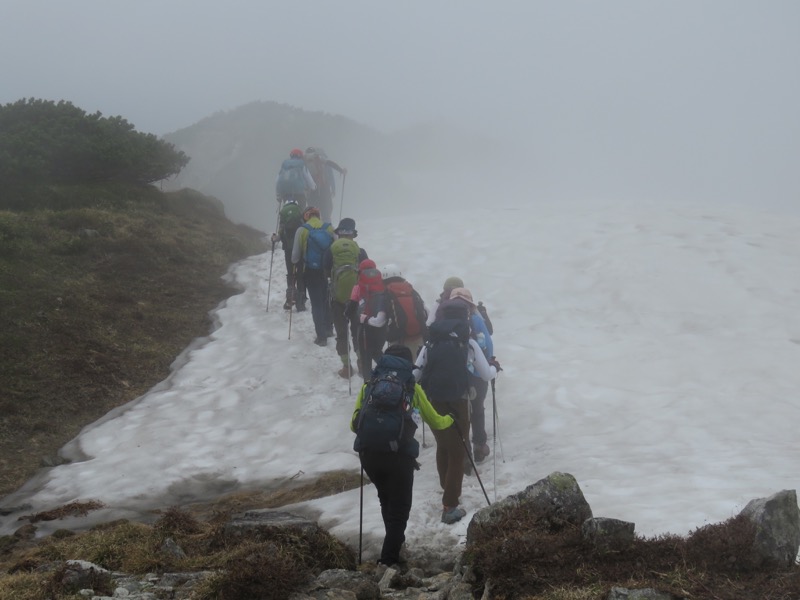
top-left (739, 489), bottom-right (800, 567)
top-left (467, 472), bottom-right (592, 543)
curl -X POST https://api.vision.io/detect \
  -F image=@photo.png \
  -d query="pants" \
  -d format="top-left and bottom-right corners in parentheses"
top-left (395, 334), bottom-right (425, 361)
top-left (283, 247), bottom-right (306, 306)
top-left (430, 397), bottom-right (470, 508)
top-left (469, 376), bottom-right (490, 446)
top-left (304, 268), bottom-right (330, 339)
top-left (331, 299), bottom-right (358, 360)
top-left (360, 451), bottom-right (416, 566)
top-left (357, 324), bottom-right (387, 380)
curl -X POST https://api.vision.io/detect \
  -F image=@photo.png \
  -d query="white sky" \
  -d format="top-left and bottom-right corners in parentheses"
top-left (2, 1), bottom-right (799, 210)
top-left (1, 198), bottom-right (798, 565)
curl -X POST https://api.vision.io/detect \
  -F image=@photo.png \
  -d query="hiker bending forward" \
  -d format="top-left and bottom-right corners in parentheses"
top-left (351, 345), bottom-right (453, 567)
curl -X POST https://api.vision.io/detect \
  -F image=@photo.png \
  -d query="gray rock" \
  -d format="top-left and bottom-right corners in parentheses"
top-left (223, 509), bottom-right (320, 539)
top-left (467, 471), bottom-right (592, 543)
top-left (607, 587), bottom-right (677, 599)
top-left (582, 517), bottom-right (636, 551)
top-left (311, 569), bottom-right (380, 600)
top-left (739, 489), bottom-right (800, 567)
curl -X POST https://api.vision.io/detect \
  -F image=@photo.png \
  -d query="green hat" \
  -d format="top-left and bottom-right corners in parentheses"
top-left (443, 276), bottom-right (464, 291)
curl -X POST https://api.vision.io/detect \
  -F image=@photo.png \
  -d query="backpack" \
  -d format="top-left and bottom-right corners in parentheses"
top-left (278, 202), bottom-right (303, 244)
top-left (353, 368), bottom-right (416, 453)
top-left (477, 301), bottom-right (494, 335)
top-left (302, 223), bottom-right (333, 270)
top-left (330, 238), bottom-right (360, 303)
top-left (419, 314), bottom-right (471, 402)
top-left (306, 149), bottom-right (335, 195)
top-left (276, 158), bottom-right (308, 197)
top-left (385, 280), bottom-right (427, 342)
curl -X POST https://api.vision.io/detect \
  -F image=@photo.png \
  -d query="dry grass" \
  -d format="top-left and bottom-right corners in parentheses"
top-left (466, 505), bottom-right (800, 599)
top-left (0, 184), bottom-right (265, 498)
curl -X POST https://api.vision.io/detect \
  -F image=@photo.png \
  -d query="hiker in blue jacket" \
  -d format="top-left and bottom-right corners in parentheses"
top-left (275, 148), bottom-right (316, 209)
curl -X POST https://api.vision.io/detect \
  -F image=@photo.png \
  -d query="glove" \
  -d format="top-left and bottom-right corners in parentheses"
top-left (360, 313), bottom-right (368, 324)
top-left (270, 233), bottom-right (279, 244)
top-left (489, 357), bottom-right (502, 372)
top-left (344, 300), bottom-right (358, 319)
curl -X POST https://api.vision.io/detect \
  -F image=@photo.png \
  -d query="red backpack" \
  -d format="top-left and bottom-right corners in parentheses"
top-left (385, 280), bottom-right (427, 341)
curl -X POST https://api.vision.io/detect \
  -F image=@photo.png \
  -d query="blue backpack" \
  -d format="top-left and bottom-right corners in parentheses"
top-left (354, 364), bottom-right (416, 454)
top-left (302, 223), bottom-right (332, 269)
top-left (276, 158), bottom-right (308, 197)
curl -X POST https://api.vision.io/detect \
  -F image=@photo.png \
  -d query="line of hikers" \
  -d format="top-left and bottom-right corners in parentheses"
top-left (272, 149), bottom-right (502, 568)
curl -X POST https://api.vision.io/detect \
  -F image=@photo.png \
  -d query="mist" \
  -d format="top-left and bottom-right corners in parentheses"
top-left (2, 1), bottom-right (798, 220)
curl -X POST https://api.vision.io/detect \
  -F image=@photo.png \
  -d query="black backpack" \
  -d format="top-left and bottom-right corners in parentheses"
top-left (353, 369), bottom-right (416, 453)
top-left (419, 313), bottom-right (471, 403)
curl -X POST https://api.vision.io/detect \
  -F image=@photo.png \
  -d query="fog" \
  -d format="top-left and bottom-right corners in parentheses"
top-left (2, 1), bottom-right (799, 217)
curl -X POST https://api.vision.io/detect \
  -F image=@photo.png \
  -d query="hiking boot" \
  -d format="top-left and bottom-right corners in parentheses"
top-left (296, 302), bottom-right (307, 312)
top-left (337, 365), bottom-right (352, 379)
top-left (282, 300), bottom-right (293, 310)
top-left (441, 506), bottom-right (466, 524)
top-left (313, 336), bottom-right (327, 347)
top-left (473, 443), bottom-right (490, 463)
top-left (463, 457), bottom-right (474, 476)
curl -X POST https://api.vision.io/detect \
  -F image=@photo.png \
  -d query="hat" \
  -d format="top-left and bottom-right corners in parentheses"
top-left (449, 287), bottom-right (475, 306)
top-left (335, 217), bottom-right (357, 236)
top-left (384, 344), bottom-right (413, 363)
top-left (443, 276), bottom-right (464, 291)
top-left (290, 148), bottom-right (304, 158)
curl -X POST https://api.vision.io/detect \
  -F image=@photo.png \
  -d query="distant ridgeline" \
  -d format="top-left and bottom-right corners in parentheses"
top-left (161, 100), bottom-right (505, 230)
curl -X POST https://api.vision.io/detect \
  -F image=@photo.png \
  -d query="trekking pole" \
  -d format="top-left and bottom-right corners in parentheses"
top-left (358, 464), bottom-right (364, 565)
top-left (491, 379), bottom-right (505, 463)
top-left (266, 237), bottom-right (276, 312)
top-left (345, 312), bottom-right (353, 396)
top-left (421, 422), bottom-right (427, 448)
top-left (453, 419), bottom-right (491, 506)
top-left (337, 172), bottom-right (347, 222)
top-left (288, 265), bottom-right (296, 340)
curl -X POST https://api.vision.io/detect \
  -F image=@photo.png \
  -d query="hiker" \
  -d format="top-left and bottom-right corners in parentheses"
top-left (427, 277), bottom-right (495, 463)
top-left (292, 207), bottom-right (334, 346)
top-left (324, 217), bottom-right (368, 378)
top-left (305, 147), bottom-right (347, 223)
top-left (351, 344), bottom-right (454, 567)
top-left (275, 148), bottom-right (316, 209)
top-left (346, 259), bottom-right (388, 380)
top-left (413, 288), bottom-right (500, 524)
top-left (271, 199), bottom-right (307, 311)
top-left (381, 264), bottom-right (428, 359)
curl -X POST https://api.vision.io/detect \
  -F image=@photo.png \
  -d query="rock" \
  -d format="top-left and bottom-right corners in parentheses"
top-left (467, 472), bottom-right (592, 543)
top-left (739, 489), bottom-right (800, 567)
top-left (607, 587), bottom-right (677, 599)
top-left (310, 569), bottom-right (380, 600)
top-left (582, 517), bottom-right (636, 551)
top-left (223, 509), bottom-right (319, 539)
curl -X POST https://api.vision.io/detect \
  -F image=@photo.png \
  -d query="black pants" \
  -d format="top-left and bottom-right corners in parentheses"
top-left (283, 247), bottom-right (306, 305)
top-left (360, 452), bottom-right (416, 566)
top-left (357, 324), bottom-right (386, 380)
top-left (331, 299), bottom-right (358, 358)
top-left (304, 268), bottom-right (330, 339)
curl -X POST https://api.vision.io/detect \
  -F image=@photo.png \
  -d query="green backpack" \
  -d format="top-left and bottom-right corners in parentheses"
top-left (279, 202), bottom-right (303, 243)
top-left (330, 238), bottom-right (360, 303)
